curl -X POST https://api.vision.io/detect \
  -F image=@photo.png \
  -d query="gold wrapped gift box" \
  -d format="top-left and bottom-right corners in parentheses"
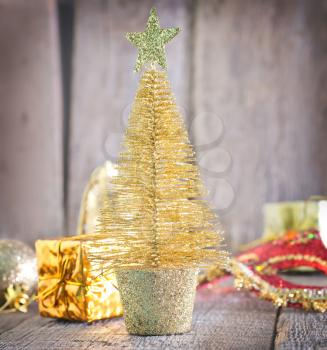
top-left (35, 236), bottom-right (122, 322)
top-left (263, 201), bottom-right (318, 237)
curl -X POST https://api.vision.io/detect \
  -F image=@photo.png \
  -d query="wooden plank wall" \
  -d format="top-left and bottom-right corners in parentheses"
top-left (0, 0), bottom-right (63, 245)
top-left (193, 0), bottom-right (327, 248)
top-left (0, 0), bottom-right (326, 249)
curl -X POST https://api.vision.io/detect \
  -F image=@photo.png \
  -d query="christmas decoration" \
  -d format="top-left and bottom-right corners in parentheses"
top-left (117, 268), bottom-right (198, 335)
top-left (319, 200), bottom-right (327, 249)
top-left (36, 236), bottom-right (122, 322)
top-left (0, 240), bottom-right (37, 313)
top-left (88, 7), bottom-right (228, 335)
top-left (126, 7), bottom-right (179, 72)
top-left (264, 201), bottom-right (319, 237)
top-left (318, 198), bottom-right (327, 249)
top-left (198, 264), bottom-right (229, 286)
top-left (0, 284), bottom-right (32, 313)
top-left (198, 200), bottom-right (327, 311)
top-left (241, 200), bottom-right (319, 251)
top-left (234, 229), bottom-right (327, 312)
top-left (76, 161), bottom-right (118, 235)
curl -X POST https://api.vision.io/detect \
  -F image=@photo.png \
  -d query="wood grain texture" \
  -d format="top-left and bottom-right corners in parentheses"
top-left (274, 308), bottom-right (327, 349)
top-left (0, 0), bottom-right (63, 245)
top-left (193, 0), bottom-right (327, 249)
top-left (0, 303), bottom-right (37, 335)
top-left (68, 0), bottom-right (193, 234)
top-left (0, 289), bottom-right (277, 350)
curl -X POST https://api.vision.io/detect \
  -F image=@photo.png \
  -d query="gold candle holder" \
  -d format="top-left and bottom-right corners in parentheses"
top-left (116, 268), bottom-right (198, 335)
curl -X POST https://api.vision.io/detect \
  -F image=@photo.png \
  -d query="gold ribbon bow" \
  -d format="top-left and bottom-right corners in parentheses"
top-left (0, 284), bottom-right (33, 313)
top-left (37, 242), bottom-right (84, 312)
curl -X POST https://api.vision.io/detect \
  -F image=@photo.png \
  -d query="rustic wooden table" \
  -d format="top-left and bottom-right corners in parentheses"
top-left (0, 281), bottom-right (326, 350)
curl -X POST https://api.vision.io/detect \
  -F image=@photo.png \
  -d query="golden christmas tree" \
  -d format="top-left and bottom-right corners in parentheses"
top-left (89, 8), bottom-right (228, 335)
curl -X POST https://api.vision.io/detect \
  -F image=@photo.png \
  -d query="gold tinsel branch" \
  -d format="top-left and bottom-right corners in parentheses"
top-left (87, 69), bottom-right (228, 270)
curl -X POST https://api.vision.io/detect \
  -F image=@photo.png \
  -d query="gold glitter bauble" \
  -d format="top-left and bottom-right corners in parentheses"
top-left (0, 240), bottom-right (37, 303)
top-left (116, 268), bottom-right (198, 335)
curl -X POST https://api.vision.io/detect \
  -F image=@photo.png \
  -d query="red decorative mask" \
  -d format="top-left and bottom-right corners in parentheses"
top-left (234, 229), bottom-right (327, 311)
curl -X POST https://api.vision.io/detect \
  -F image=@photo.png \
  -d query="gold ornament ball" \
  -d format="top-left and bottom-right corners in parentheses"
top-left (0, 240), bottom-right (37, 303)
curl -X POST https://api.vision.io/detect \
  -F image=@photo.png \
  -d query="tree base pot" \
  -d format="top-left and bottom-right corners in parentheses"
top-left (116, 267), bottom-right (199, 335)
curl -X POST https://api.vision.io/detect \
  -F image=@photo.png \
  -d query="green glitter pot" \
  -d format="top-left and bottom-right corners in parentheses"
top-left (116, 268), bottom-right (199, 335)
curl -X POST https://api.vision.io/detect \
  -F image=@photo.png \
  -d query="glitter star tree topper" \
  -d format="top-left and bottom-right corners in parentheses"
top-left (126, 7), bottom-right (180, 71)
top-left (90, 8), bottom-right (228, 336)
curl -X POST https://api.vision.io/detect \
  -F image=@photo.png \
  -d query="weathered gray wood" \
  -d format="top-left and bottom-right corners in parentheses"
top-left (0, 0), bottom-right (63, 244)
top-left (274, 308), bottom-right (327, 349)
top-left (68, 0), bottom-right (193, 234)
top-left (0, 303), bottom-right (37, 335)
top-left (0, 289), bottom-right (277, 350)
top-left (193, 0), bottom-right (327, 249)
